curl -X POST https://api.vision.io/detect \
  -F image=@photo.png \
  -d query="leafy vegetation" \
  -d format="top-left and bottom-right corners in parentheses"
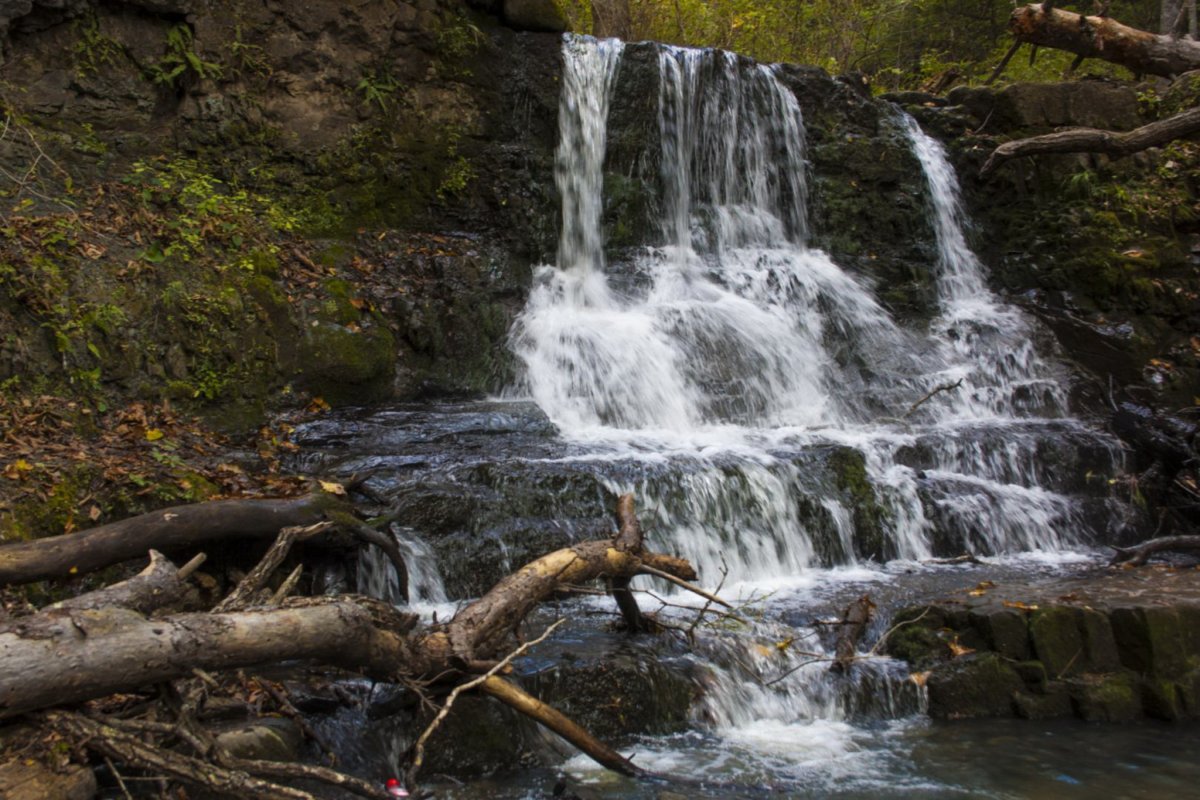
top-left (147, 24), bottom-right (222, 87)
top-left (561, 0), bottom-right (1160, 89)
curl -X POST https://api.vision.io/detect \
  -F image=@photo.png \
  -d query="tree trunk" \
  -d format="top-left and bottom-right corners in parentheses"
top-left (0, 494), bottom-right (339, 586)
top-left (831, 595), bottom-right (875, 673)
top-left (980, 106), bottom-right (1200, 177)
top-left (1010, 3), bottom-right (1200, 76)
top-left (0, 597), bottom-right (422, 720)
top-left (46, 551), bottom-right (203, 615)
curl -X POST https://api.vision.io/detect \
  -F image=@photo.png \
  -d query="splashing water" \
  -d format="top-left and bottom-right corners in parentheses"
top-left (498, 36), bottom-right (1130, 780)
top-left (510, 38), bottom-right (1118, 584)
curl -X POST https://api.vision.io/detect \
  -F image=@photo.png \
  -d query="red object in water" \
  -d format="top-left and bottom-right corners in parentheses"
top-left (385, 777), bottom-right (409, 797)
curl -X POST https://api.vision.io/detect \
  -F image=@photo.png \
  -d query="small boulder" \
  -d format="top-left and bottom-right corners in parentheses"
top-left (927, 653), bottom-right (1024, 719)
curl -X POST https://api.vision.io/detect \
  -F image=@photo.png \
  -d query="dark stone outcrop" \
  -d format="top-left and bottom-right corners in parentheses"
top-left (887, 569), bottom-right (1200, 722)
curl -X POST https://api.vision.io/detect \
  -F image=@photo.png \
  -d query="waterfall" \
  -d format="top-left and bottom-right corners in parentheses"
top-left (509, 37), bottom-right (1119, 589)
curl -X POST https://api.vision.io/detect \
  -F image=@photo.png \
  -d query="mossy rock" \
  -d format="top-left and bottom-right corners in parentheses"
top-left (1067, 671), bottom-right (1141, 722)
top-left (297, 322), bottom-right (396, 406)
top-left (417, 694), bottom-right (532, 778)
top-left (886, 622), bottom-right (948, 671)
top-left (827, 446), bottom-right (890, 561)
top-left (1176, 668), bottom-right (1200, 717)
top-left (1078, 607), bottom-right (1122, 673)
top-left (1109, 606), bottom-right (1191, 678)
top-left (1029, 606), bottom-right (1085, 678)
top-left (968, 607), bottom-right (1031, 661)
top-left (926, 653), bottom-right (1023, 719)
top-left (1011, 660), bottom-right (1048, 693)
top-left (1013, 683), bottom-right (1072, 720)
top-left (1140, 676), bottom-right (1183, 721)
top-left (528, 650), bottom-right (694, 740)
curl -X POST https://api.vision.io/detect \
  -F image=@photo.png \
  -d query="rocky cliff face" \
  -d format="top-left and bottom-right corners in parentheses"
top-left (1, 1), bottom-right (1194, 429)
top-left (903, 81), bottom-right (1200, 411)
top-left (0, 0), bottom-right (561, 425)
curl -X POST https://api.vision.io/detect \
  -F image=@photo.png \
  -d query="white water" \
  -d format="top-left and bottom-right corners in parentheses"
top-left (499, 36), bottom-right (1127, 783)
top-left (510, 38), bottom-right (1114, 583)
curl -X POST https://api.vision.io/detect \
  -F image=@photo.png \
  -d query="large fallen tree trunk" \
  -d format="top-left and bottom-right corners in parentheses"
top-left (0, 497), bottom-right (698, 723)
top-left (0, 494), bottom-right (334, 586)
top-left (980, 105), bottom-right (1200, 177)
top-left (0, 597), bottom-right (423, 719)
top-left (1008, 3), bottom-right (1200, 77)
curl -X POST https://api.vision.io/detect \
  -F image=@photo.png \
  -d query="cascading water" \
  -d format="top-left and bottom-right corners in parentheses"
top-left (503, 36), bottom-right (1130, 791)
top-left (292, 35), bottom-right (1142, 797)
top-left (511, 38), bottom-right (1119, 585)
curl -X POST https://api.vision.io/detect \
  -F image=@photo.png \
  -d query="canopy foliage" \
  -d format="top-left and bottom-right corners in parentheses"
top-left (560, 0), bottom-right (1162, 89)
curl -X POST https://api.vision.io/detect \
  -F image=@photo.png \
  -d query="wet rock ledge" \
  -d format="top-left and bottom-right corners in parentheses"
top-left (887, 566), bottom-right (1200, 722)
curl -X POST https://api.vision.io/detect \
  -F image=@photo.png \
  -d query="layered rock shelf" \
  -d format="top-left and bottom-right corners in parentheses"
top-left (888, 566), bottom-right (1200, 722)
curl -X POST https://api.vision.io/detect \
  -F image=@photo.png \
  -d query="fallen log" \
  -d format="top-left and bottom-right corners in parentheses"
top-left (0, 493), bottom-right (340, 587)
top-left (1008, 4), bottom-right (1200, 77)
top-left (442, 495), bottom-right (697, 663)
top-left (1110, 534), bottom-right (1200, 566)
top-left (47, 550), bottom-right (204, 615)
top-left (4, 495), bottom-right (712, 787)
top-left (0, 597), bottom-right (422, 719)
top-left (980, 106), bottom-right (1200, 177)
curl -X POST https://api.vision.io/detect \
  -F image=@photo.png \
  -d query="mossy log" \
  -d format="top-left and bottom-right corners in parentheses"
top-left (981, 106), bottom-right (1200, 177)
top-left (1008, 4), bottom-right (1200, 77)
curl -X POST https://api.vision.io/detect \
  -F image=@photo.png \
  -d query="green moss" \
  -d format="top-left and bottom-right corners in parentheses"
top-left (1141, 677), bottom-right (1182, 720)
top-left (828, 446), bottom-right (890, 561)
top-left (886, 623), bottom-right (947, 669)
top-left (1068, 672), bottom-right (1141, 722)
top-left (316, 243), bottom-right (353, 268)
top-left (298, 322), bottom-right (396, 405)
top-left (1029, 607), bottom-right (1085, 678)
top-left (0, 465), bottom-right (98, 541)
top-left (926, 653), bottom-right (1024, 719)
top-left (321, 279), bottom-right (361, 326)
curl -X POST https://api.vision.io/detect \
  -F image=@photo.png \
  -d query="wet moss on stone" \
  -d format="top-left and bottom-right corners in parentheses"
top-left (926, 653), bottom-right (1024, 719)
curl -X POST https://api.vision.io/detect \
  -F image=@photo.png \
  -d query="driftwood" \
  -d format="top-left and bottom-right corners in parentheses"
top-left (980, 106), bottom-right (1200, 177)
top-left (1110, 535), bottom-right (1200, 566)
top-left (1008, 4), bottom-right (1200, 77)
top-left (0, 597), bottom-right (422, 720)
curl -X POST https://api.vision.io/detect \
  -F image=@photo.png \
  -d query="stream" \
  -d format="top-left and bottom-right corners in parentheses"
top-left (289, 36), bottom-right (1200, 798)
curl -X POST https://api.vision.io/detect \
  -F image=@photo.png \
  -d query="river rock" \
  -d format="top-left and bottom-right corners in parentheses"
top-left (1066, 672), bottom-right (1141, 722)
top-left (926, 653), bottom-right (1024, 719)
top-left (0, 760), bottom-right (95, 800)
top-left (213, 717), bottom-right (303, 762)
